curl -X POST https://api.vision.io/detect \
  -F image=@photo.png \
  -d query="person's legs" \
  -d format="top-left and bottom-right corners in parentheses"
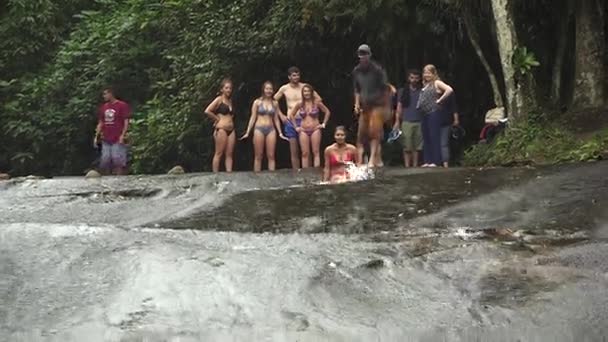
top-left (266, 130), bottom-right (277, 171)
top-left (368, 107), bottom-right (384, 167)
top-left (285, 121), bottom-right (301, 169)
top-left (111, 143), bottom-right (128, 175)
top-left (253, 129), bottom-right (265, 172)
top-left (310, 129), bottom-right (322, 168)
top-left (224, 131), bottom-right (236, 172)
top-left (99, 142), bottom-right (112, 175)
top-left (421, 115), bottom-right (432, 166)
top-left (412, 122), bottom-right (423, 167)
top-left (375, 143), bottom-right (383, 167)
top-left (401, 122), bottom-right (414, 167)
top-left (299, 131), bottom-right (311, 168)
top-left (289, 139), bottom-right (300, 169)
top-left (212, 129), bottom-right (227, 172)
top-left (440, 125), bottom-right (450, 167)
top-left (428, 111), bottom-right (443, 166)
top-left (357, 110), bottom-right (370, 165)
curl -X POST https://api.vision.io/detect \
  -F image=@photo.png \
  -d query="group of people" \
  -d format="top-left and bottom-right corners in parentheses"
top-left (204, 68), bottom-right (329, 173)
top-left (393, 66), bottom-right (459, 169)
top-left (94, 43), bottom-right (461, 182)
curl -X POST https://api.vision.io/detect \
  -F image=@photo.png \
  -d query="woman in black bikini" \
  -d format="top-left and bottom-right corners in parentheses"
top-left (240, 81), bottom-right (287, 172)
top-left (204, 78), bottom-right (236, 172)
top-left (289, 84), bottom-right (330, 168)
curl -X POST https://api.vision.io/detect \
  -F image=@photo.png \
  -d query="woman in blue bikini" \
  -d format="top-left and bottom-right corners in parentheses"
top-left (241, 81), bottom-right (287, 172)
top-left (289, 84), bottom-right (330, 168)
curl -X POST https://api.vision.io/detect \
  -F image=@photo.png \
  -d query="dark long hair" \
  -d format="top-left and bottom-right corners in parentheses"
top-left (217, 78), bottom-right (233, 97)
top-left (260, 81), bottom-right (274, 99)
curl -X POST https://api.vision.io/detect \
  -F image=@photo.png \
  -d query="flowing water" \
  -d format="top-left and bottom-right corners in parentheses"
top-left (1, 162), bottom-right (607, 341)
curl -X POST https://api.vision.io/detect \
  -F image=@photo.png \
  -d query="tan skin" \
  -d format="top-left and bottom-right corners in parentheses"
top-left (274, 72), bottom-right (322, 170)
top-left (204, 82), bottom-right (236, 172)
top-left (323, 129), bottom-right (360, 183)
top-left (240, 83), bottom-right (287, 172)
top-left (289, 86), bottom-right (331, 168)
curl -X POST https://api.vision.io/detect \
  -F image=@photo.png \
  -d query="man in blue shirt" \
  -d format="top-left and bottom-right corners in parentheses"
top-left (394, 69), bottom-right (423, 167)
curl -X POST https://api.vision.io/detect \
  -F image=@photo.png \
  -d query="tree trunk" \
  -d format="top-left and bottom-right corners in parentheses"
top-left (551, 0), bottom-right (574, 105)
top-left (573, 0), bottom-right (606, 108)
top-left (490, 0), bottom-right (525, 123)
top-left (462, 9), bottom-right (504, 108)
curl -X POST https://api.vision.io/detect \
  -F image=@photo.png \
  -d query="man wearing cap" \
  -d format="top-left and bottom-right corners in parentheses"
top-left (352, 44), bottom-right (390, 167)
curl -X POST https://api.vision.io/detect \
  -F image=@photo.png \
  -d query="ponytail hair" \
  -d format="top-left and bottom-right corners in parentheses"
top-left (217, 78), bottom-right (233, 96)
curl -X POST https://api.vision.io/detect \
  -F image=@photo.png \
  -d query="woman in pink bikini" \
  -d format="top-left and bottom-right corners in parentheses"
top-left (289, 84), bottom-right (330, 168)
top-left (323, 126), bottom-right (359, 183)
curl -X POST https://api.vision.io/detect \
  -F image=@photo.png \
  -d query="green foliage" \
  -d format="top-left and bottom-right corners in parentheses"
top-left (464, 114), bottom-right (608, 166)
top-left (513, 46), bottom-right (540, 76)
top-left (1, 0), bottom-right (304, 175)
top-left (1, 0), bottom-right (597, 175)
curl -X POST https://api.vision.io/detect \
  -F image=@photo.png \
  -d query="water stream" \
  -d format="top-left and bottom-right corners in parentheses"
top-left (1, 162), bottom-right (607, 341)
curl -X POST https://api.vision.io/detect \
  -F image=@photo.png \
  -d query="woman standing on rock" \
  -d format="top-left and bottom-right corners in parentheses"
top-left (240, 81), bottom-right (287, 172)
top-left (204, 78), bottom-right (236, 172)
top-left (417, 65), bottom-right (453, 167)
top-left (289, 84), bottom-right (331, 168)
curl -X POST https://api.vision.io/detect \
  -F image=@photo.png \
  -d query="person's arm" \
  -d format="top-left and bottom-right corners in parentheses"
top-left (352, 69), bottom-right (361, 115)
top-left (288, 103), bottom-right (302, 132)
top-left (323, 148), bottom-right (331, 182)
top-left (94, 119), bottom-right (103, 145)
top-left (313, 90), bottom-right (322, 103)
top-left (118, 103), bottom-right (131, 144)
top-left (240, 100), bottom-right (258, 140)
top-left (204, 97), bottom-right (221, 123)
top-left (316, 101), bottom-right (331, 128)
top-left (352, 145), bottom-right (362, 165)
top-left (275, 98), bottom-right (288, 123)
top-left (273, 101), bottom-right (287, 140)
top-left (394, 102), bottom-right (402, 130)
top-left (119, 119), bottom-right (129, 144)
top-left (453, 112), bottom-right (460, 126)
top-left (394, 89), bottom-right (403, 130)
top-left (273, 85), bottom-right (286, 102)
top-left (435, 80), bottom-right (454, 104)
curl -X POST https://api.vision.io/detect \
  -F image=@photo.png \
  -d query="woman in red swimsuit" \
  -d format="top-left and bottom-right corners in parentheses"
top-left (323, 126), bottom-right (360, 183)
top-left (289, 84), bottom-right (330, 168)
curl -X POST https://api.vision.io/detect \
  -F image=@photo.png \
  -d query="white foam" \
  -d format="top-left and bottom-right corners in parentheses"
top-left (344, 162), bottom-right (375, 182)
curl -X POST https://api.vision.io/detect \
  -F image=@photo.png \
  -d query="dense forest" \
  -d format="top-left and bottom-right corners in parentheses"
top-left (0, 0), bottom-right (606, 175)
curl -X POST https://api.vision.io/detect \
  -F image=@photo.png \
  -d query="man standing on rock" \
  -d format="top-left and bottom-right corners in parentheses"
top-left (394, 69), bottom-right (423, 168)
top-left (94, 87), bottom-right (131, 175)
top-left (352, 44), bottom-right (390, 168)
top-left (274, 66), bottom-right (321, 169)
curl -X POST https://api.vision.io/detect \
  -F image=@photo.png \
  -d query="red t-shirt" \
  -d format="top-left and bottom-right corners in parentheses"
top-left (98, 100), bottom-right (131, 144)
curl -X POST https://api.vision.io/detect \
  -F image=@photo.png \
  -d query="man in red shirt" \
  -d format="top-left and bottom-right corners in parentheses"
top-left (94, 87), bottom-right (131, 175)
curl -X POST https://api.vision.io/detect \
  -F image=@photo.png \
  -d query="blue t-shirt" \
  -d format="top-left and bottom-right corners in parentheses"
top-left (399, 87), bottom-right (422, 122)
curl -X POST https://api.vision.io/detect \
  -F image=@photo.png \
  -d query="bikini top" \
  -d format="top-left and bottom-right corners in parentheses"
top-left (257, 102), bottom-right (276, 116)
top-left (299, 104), bottom-right (319, 119)
top-left (329, 150), bottom-right (355, 167)
top-left (216, 102), bottom-right (233, 116)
